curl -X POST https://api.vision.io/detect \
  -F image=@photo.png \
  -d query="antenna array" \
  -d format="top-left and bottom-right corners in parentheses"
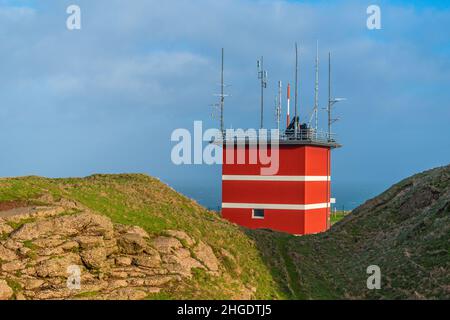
top-left (257, 57), bottom-right (268, 129)
top-left (209, 45), bottom-right (343, 142)
top-left (308, 41), bottom-right (320, 131)
top-left (327, 52), bottom-right (345, 141)
top-left (275, 81), bottom-right (282, 130)
top-left (211, 48), bottom-right (229, 135)
top-left (294, 43), bottom-right (299, 134)
top-left (314, 41), bottom-right (319, 131)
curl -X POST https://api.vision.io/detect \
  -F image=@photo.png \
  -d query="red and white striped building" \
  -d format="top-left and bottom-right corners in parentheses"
top-left (221, 138), bottom-right (339, 235)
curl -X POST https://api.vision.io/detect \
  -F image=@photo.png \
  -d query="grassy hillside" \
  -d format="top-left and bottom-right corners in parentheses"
top-left (1, 165), bottom-right (449, 299)
top-left (250, 164), bottom-right (450, 299)
top-left (0, 174), bottom-right (286, 299)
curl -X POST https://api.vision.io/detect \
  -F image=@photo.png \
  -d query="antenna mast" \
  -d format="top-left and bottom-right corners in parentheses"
top-left (257, 57), bottom-right (268, 129)
top-left (220, 48), bottom-right (225, 134)
top-left (294, 43), bottom-right (299, 135)
top-left (314, 41), bottom-right (319, 132)
top-left (286, 83), bottom-right (291, 128)
top-left (327, 51), bottom-right (345, 141)
top-left (328, 52), bottom-right (332, 139)
top-left (275, 81), bottom-right (282, 130)
top-left (211, 48), bottom-right (228, 136)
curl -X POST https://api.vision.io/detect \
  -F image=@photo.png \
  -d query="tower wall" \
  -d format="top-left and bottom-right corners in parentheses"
top-left (221, 143), bottom-right (331, 235)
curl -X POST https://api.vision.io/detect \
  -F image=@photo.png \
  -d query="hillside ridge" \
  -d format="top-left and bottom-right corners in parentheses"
top-left (250, 164), bottom-right (450, 299)
top-left (1, 165), bottom-right (449, 299)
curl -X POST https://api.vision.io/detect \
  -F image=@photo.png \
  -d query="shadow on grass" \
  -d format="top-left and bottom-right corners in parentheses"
top-left (242, 227), bottom-right (345, 300)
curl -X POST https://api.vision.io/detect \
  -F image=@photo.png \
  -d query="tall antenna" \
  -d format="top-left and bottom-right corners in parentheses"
top-left (327, 51), bottom-right (346, 141)
top-left (294, 43), bottom-right (299, 135)
top-left (220, 48), bottom-right (225, 134)
top-left (257, 57), bottom-right (268, 129)
top-left (328, 52), bottom-right (331, 138)
top-left (314, 40), bottom-right (319, 131)
top-left (211, 48), bottom-right (228, 136)
top-left (275, 81), bottom-right (282, 130)
top-left (286, 83), bottom-right (291, 128)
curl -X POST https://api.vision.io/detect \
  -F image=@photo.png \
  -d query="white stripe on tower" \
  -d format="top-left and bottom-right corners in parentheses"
top-left (222, 175), bottom-right (330, 182)
top-left (222, 202), bottom-right (330, 210)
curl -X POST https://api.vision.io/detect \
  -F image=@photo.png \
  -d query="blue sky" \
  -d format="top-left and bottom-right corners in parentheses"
top-left (0, 0), bottom-right (449, 209)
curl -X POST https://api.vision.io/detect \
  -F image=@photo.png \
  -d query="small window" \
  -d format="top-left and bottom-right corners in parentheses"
top-left (252, 209), bottom-right (265, 219)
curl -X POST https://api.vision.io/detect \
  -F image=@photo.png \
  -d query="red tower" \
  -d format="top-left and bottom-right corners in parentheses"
top-left (216, 46), bottom-right (342, 236)
top-left (221, 131), bottom-right (340, 235)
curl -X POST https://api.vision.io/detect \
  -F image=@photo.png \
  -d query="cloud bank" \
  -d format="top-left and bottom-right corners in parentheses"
top-left (0, 0), bottom-right (449, 207)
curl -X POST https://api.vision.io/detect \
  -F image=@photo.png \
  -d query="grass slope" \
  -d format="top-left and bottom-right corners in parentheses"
top-left (1, 164), bottom-right (449, 299)
top-left (0, 174), bottom-right (284, 299)
top-left (250, 165), bottom-right (450, 299)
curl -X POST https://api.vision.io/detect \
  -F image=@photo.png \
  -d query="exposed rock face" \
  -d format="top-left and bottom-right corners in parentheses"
top-left (11, 212), bottom-right (114, 241)
top-left (0, 245), bottom-right (18, 261)
top-left (164, 230), bottom-right (196, 247)
top-left (0, 205), bottom-right (223, 300)
top-left (117, 233), bottom-right (149, 255)
top-left (0, 222), bottom-right (13, 234)
top-left (194, 241), bottom-right (220, 273)
top-left (80, 247), bottom-right (108, 269)
top-left (152, 236), bottom-right (183, 254)
top-left (0, 280), bottom-right (13, 300)
top-left (34, 253), bottom-right (82, 278)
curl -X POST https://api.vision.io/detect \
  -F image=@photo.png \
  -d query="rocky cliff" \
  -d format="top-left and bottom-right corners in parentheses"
top-left (0, 203), bottom-right (236, 300)
top-left (0, 175), bottom-right (273, 300)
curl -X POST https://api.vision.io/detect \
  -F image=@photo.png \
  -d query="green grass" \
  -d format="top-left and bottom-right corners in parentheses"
top-left (6, 278), bottom-right (23, 299)
top-left (330, 211), bottom-right (350, 225)
top-left (1, 165), bottom-right (448, 300)
top-left (23, 240), bottom-right (37, 250)
top-left (0, 174), bottom-right (282, 299)
top-left (6, 217), bottom-right (36, 230)
top-left (276, 236), bottom-right (305, 299)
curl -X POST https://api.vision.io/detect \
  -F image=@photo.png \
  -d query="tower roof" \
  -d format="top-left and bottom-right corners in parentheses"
top-left (215, 128), bottom-right (341, 149)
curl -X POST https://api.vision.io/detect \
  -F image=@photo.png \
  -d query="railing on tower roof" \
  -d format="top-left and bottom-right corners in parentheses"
top-left (216, 128), bottom-right (340, 148)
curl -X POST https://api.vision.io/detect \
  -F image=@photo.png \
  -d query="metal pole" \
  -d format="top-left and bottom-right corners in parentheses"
top-left (328, 52), bottom-right (331, 140)
top-left (327, 53), bottom-right (332, 227)
top-left (220, 48), bottom-right (224, 135)
top-left (314, 41), bottom-right (319, 132)
top-left (260, 56), bottom-right (264, 129)
top-left (286, 83), bottom-right (290, 128)
top-left (294, 43), bottom-right (298, 137)
top-left (277, 80), bottom-right (282, 131)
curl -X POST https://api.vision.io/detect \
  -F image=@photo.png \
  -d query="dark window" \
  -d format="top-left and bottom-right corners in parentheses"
top-left (253, 209), bottom-right (265, 219)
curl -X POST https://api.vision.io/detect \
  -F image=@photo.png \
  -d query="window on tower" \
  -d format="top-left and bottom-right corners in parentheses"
top-left (252, 209), bottom-right (265, 219)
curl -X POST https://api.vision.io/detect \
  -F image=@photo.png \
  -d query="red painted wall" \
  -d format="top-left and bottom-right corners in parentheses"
top-left (222, 145), bottom-right (330, 176)
top-left (222, 180), bottom-right (329, 205)
top-left (304, 208), bottom-right (328, 234)
top-left (222, 208), bottom-right (305, 235)
top-left (221, 144), bottom-right (331, 235)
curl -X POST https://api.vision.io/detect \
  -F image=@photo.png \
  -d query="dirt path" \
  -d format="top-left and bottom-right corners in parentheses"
top-left (0, 207), bottom-right (36, 218)
top-left (0, 200), bottom-right (37, 218)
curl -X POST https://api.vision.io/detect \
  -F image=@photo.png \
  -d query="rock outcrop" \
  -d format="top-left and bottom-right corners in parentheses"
top-left (0, 280), bottom-right (13, 300)
top-left (0, 205), bottom-right (223, 300)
